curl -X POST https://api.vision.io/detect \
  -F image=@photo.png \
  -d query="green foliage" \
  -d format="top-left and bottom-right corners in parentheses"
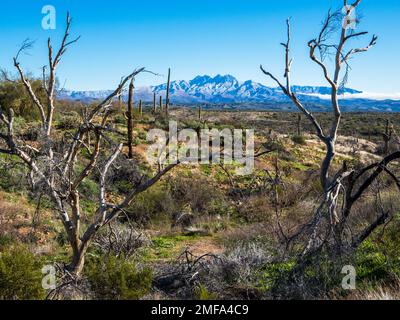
top-left (0, 79), bottom-right (46, 120)
top-left (0, 246), bottom-right (46, 300)
top-left (137, 130), bottom-right (147, 141)
top-left (182, 120), bottom-right (204, 132)
top-left (263, 139), bottom-right (286, 154)
top-left (0, 155), bottom-right (28, 192)
top-left (85, 255), bottom-right (153, 300)
top-left (170, 174), bottom-right (226, 215)
top-left (257, 261), bottom-right (295, 292)
top-left (357, 247), bottom-right (387, 281)
top-left (55, 231), bottom-right (69, 247)
top-left (291, 135), bottom-right (307, 145)
top-left (194, 284), bottom-right (218, 300)
top-left (290, 161), bottom-right (311, 171)
top-left (127, 183), bottom-right (176, 226)
top-left (114, 113), bottom-right (127, 125)
top-left (142, 235), bottom-right (201, 261)
top-left (56, 111), bottom-right (81, 130)
top-left (356, 222), bottom-right (400, 281)
top-left (79, 178), bottom-right (99, 201)
top-left (0, 234), bottom-right (15, 249)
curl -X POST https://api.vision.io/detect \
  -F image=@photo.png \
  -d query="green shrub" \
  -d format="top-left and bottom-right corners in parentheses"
top-left (85, 255), bottom-right (153, 300)
top-left (0, 246), bottom-right (46, 300)
top-left (194, 284), bottom-right (218, 300)
top-left (79, 178), bottom-right (99, 202)
top-left (114, 113), bottom-right (127, 125)
top-left (56, 112), bottom-right (81, 130)
top-left (0, 234), bottom-right (15, 249)
top-left (291, 135), bottom-right (307, 145)
top-left (137, 131), bottom-right (147, 141)
top-left (356, 225), bottom-right (400, 281)
top-left (127, 183), bottom-right (177, 226)
top-left (0, 154), bottom-right (28, 192)
top-left (170, 175), bottom-right (225, 214)
top-left (0, 79), bottom-right (45, 120)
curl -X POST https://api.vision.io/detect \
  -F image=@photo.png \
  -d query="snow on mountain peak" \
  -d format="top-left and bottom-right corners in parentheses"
top-left (59, 74), bottom-right (365, 105)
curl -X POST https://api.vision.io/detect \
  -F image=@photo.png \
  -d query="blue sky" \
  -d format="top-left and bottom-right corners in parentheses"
top-left (0, 0), bottom-right (399, 93)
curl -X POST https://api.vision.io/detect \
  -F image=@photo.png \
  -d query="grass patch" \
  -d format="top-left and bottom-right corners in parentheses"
top-left (142, 234), bottom-right (205, 262)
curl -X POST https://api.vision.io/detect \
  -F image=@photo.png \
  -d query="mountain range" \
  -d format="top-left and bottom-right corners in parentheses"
top-left (58, 75), bottom-right (400, 112)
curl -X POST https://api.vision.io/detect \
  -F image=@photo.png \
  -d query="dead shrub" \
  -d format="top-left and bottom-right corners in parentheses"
top-left (346, 278), bottom-right (400, 300)
top-left (219, 242), bottom-right (272, 285)
top-left (237, 194), bottom-right (273, 223)
top-left (93, 222), bottom-right (150, 258)
top-left (169, 174), bottom-right (226, 215)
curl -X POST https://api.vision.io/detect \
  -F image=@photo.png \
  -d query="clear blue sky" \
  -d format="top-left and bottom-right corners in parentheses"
top-left (0, 0), bottom-right (399, 92)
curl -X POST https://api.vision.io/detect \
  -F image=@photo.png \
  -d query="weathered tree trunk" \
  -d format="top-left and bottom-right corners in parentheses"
top-left (321, 138), bottom-right (335, 192)
top-left (118, 93), bottom-right (123, 113)
top-left (66, 238), bottom-right (93, 276)
top-left (165, 68), bottom-right (171, 115)
top-left (68, 249), bottom-right (86, 275)
top-left (127, 79), bottom-right (134, 159)
top-left (81, 108), bottom-right (91, 151)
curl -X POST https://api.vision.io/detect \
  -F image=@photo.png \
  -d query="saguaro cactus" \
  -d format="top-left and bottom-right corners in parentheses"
top-left (383, 119), bottom-right (393, 155)
top-left (165, 68), bottom-right (171, 115)
top-left (297, 114), bottom-right (302, 136)
top-left (127, 78), bottom-right (134, 159)
top-left (159, 95), bottom-right (163, 111)
top-left (139, 99), bottom-right (143, 117)
top-left (153, 92), bottom-right (157, 113)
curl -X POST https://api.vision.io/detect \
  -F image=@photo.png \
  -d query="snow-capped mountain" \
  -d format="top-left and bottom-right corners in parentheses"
top-left (58, 74), bottom-right (400, 111)
top-left (149, 75), bottom-right (362, 104)
top-left (58, 74), bottom-right (362, 105)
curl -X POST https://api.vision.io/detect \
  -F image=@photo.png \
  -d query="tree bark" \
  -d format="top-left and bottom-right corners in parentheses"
top-left (67, 241), bottom-right (91, 276)
top-left (127, 79), bottom-right (134, 159)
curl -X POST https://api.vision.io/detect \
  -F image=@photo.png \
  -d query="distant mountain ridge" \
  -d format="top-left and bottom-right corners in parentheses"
top-left (58, 74), bottom-right (400, 112)
top-left (58, 74), bottom-right (361, 103)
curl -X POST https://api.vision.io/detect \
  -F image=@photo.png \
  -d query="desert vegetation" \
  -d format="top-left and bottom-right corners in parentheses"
top-left (0, 0), bottom-right (399, 301)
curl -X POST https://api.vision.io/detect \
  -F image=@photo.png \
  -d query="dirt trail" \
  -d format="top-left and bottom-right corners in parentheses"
top-left (185, 237), bottom-right (224, 257)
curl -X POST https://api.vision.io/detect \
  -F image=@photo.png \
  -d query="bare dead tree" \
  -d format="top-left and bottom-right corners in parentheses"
top-left (13, 15), bottom-right (80, 137)
top-left (261, 3), bottom-right (377, 192)
top-left (0, 13), bottom-right (180, 275)
top-left (261, 0), bottom-right (400, 277)
top-left (126, 78), bottom-right (134, 159)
